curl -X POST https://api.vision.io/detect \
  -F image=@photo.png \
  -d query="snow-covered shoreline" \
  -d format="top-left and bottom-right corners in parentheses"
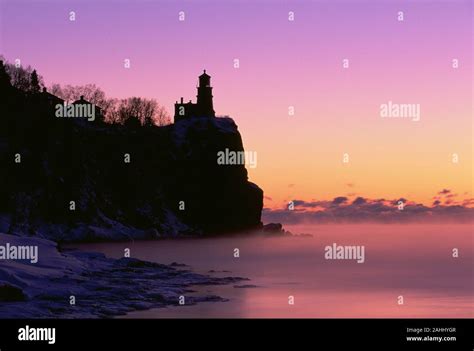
top-left (0, 233), bottom-right (246, 318)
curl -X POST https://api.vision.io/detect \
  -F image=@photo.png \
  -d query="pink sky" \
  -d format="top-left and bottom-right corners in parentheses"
top-left (1, 0), bottom-right (472, 210)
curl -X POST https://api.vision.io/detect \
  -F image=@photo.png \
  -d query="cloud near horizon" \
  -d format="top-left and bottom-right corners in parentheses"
top-left (263, 193), bottom-right (474, 224)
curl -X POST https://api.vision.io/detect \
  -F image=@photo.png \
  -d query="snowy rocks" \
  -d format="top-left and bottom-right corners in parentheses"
top-left (0, 233), bottom-right (247, 318)
top-left (262, 222), bottom-right (283, 233)
top-left (262, 222), bottom-right (291, 236)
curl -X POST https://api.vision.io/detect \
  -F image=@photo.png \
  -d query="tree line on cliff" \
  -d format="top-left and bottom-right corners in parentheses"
top-left (1, 57), bottom-right (171, 127)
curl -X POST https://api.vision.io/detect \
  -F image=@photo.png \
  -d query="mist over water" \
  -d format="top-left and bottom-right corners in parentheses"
top-left (74, 224), bottom-right (473, 318)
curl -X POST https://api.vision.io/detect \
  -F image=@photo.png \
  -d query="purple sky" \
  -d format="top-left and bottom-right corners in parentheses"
top-left (1, 0), bottom-right (472, 211)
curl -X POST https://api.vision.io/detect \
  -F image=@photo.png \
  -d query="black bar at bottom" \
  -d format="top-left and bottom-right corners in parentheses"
top-left (0, 319), bottom-right (471, 350)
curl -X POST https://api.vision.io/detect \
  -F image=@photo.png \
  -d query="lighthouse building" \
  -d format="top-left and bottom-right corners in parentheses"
top-left (174, 70), bottom-right (216, 123)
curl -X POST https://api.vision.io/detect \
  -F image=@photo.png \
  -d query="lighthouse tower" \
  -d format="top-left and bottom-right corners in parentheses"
top-left (196, 70), bottom-right (215, 117)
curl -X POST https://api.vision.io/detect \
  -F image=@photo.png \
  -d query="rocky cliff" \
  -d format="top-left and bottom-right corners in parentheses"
top-left (0, 88), bottom-right (263, 241)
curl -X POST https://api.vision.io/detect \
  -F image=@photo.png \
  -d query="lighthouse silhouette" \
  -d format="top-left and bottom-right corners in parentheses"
top-left (174, 70), bottom-right (216, 123)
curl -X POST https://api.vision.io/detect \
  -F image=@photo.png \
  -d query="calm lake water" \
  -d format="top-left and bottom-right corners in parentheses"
top-left (73, 224), bottom-right (473, 318)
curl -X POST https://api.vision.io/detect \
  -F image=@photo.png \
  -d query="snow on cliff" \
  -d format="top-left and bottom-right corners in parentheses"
top-left (0, 115), bottom-right (263, 241)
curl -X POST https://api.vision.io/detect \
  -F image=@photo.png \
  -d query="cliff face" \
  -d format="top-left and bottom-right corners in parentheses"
top-left (0, 90), bottom-right (263, 241)
top-left (169, 117), bottom-right (263, 234)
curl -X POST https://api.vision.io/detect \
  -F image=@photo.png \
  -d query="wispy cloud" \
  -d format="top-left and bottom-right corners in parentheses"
top-left (264, 191), bottom-right (474, 223)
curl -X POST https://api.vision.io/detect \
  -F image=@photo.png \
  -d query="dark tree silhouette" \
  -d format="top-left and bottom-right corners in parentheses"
top-left (110, 97), bottom-right (171, 126)
top-left (7, 64), bottom-right (31, 91)
top-left (2, 61), bottom-right (43, 92)
top-left (30, 69), bottom-right (40, 93)
top-left (2, 58), bottom-right (171, 127)
top-left (153, 105), bottom-right (172, 127)
top-left (47, 84), bottom-right (170, 126)
top-left (49, 83), bottom-right (107, 105)
top-left (0, 60), bottom-right (11, 89)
